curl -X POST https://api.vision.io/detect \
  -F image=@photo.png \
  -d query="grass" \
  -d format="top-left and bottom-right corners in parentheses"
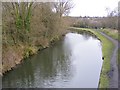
top-left (101, 28), bottom-right (120, 70)
top-left (69, 27), bottom-right (114, 88)
top-left (118, 48), bottom-right (120, 66)
top-left (101, 29), bottom-right (120, 42)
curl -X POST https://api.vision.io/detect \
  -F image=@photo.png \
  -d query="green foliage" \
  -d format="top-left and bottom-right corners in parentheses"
top-left (23, 46), bottom-right (37, 58)
top-left (15, 14), bottom-right (31, 31)
top-left (16, 16), bottom-right (23, 29)
top-left (25, 16), bottom-right (31, 31)
top-left (15, 4), bottom-right (32, 31)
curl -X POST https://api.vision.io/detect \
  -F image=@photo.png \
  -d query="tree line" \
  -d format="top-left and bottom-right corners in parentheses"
top-left (2, 0), bottom-right (73, 48)
top-left (70, 7), bottom-right (119, 30)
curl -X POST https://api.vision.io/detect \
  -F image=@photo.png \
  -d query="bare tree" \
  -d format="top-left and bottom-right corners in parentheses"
top-left (53, 0), bottom-right (74, 17)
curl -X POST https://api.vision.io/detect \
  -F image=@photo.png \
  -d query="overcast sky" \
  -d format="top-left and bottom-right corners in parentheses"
top-left (69, 0), bottom-right (119, 17)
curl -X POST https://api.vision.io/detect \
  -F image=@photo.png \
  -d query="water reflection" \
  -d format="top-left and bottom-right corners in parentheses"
top-left (3, 33), bottom-right (103, 88)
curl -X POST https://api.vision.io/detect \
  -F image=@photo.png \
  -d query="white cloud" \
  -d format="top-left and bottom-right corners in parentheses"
top-left (69, 0), bottom-right (119, 17)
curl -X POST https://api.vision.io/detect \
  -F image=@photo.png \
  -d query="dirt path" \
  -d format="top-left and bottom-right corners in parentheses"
top-left (99, 31), bottom-right (118, 88)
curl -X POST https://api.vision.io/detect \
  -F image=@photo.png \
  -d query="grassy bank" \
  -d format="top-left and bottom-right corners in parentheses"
top-left (101, 29), bottom-right (120, 41)
top-left (101, 29), bottom-right (120, 68)
top-left (69, 27), bottom-right (114, 88)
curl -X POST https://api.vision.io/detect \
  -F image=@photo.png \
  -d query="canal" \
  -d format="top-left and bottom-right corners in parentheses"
top-left (2, 32), bottom-right (103, 88)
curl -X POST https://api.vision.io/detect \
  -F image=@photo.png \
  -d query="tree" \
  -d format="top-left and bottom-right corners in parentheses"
top-left (53, 0), bottom-right (74, 17)
top-left (2, 2), bottom-right (34, 44)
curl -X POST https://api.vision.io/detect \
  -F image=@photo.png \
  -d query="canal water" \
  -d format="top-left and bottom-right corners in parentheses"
top-left (2, 32), bottom-right (103, 88)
